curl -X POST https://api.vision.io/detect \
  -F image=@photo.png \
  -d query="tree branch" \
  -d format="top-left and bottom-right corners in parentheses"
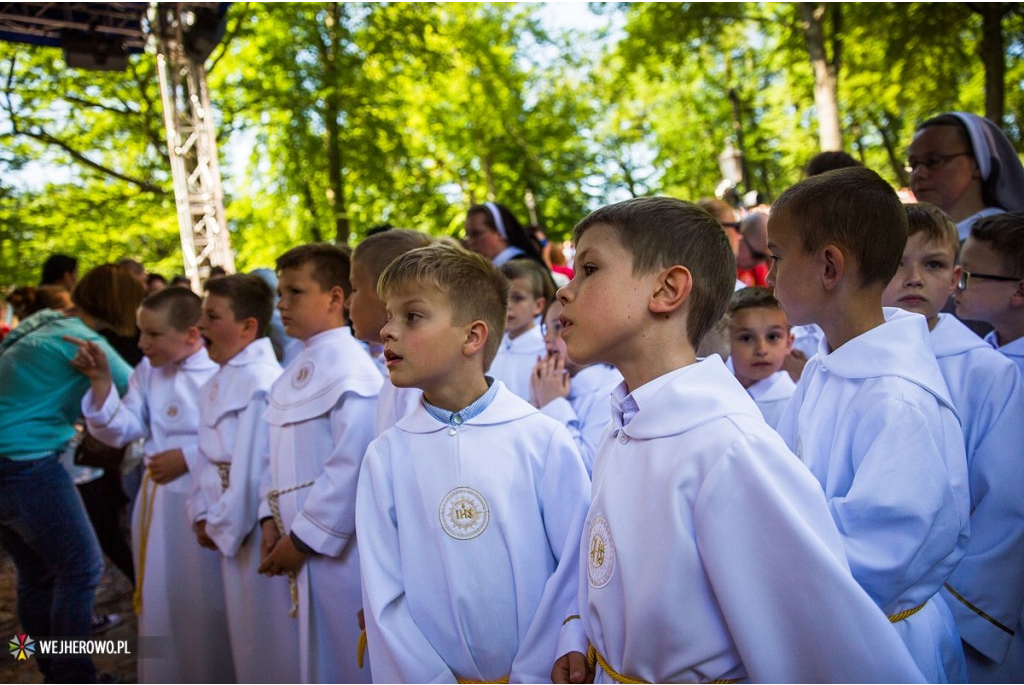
top-left (19, 126), bottom-right (166, 194)
top-left (63, 94), bottom-right (138, 116)
top-left (207, 2), bottom-right (250, 75)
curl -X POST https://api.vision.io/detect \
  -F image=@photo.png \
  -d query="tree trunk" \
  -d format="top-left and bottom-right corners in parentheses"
top-left (798, 2), bottom-right (842, 151)
top-left (323, 3), bottom-right (350, 245)
top-left (976, 3), bottom-right (1006, 124)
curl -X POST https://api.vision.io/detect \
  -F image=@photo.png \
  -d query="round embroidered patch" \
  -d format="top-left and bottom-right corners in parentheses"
top-left (165, 402), bottom-right (181, 419)
top-left (587, 515), bottom-right (615, 588)
top-left (439, 487), bottom-right (490, 540)
top-left (292, 361), bottom-right (314, 389)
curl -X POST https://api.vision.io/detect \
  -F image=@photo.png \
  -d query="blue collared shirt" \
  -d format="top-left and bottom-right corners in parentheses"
top-left (423, 378), bottom-right (499, 427)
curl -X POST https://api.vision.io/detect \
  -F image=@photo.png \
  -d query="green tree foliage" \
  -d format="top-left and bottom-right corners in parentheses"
top-left (0, 2), bottom-right (1021, 290)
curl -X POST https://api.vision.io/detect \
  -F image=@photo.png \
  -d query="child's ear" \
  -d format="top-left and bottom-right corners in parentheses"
top-left (532, 297), bottom-right (547, 317)
top-left (1011, 279), bottom-right (1024, 307)
top-left (463, 320), bottom-right (489, 357)
top-left (185, 326), bottom-right (202, 346)
top-left (329, 285), bottom-right (347, 311)
top-left (649, 265), bottom-right (692, 314)
top-left (241, 316), bottom-right (260, 339)
top-left (950, 265), bottom-right (962, 297)
top-left (786, 330), bottom-right (796, 353)
top-left (820, 245), bottom-right (846, 290)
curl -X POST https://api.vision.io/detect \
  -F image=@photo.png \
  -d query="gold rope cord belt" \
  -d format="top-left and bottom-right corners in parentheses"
top-left (132, 470), bottom-right (158, 616)
top-left (456, 676), bottom-right (510, 684)
top-left (214, 462), bottom-right (230, 492)
top-left (586, 645), bottom-right (738, 685)
top-left (888, 603), bottom-right (926, 623)
top-left (265, 479), bottom-right (315, 618)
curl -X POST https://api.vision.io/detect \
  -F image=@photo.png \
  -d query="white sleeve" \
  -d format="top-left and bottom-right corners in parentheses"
top-left (696, 433), bottom-right (926, 683)
top-left (290, 391), bottom-right (377, 556)
top-left (81, 368), bottom-right (149, 448)
top-left (357, 441), bottom-right (456, 683)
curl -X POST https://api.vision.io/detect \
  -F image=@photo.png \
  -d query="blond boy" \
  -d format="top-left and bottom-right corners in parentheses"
top-left (356, 243), bottom-right (590, 682)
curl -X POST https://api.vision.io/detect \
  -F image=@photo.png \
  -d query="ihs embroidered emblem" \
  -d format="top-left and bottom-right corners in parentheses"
top-left (587, 515), bottom-right (615, 588)
top-left (439, 487), bottom-right (489, 540)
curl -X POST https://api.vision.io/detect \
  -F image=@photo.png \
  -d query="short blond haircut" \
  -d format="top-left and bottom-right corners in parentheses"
top-left (378, 243), bottom-right (510, 367)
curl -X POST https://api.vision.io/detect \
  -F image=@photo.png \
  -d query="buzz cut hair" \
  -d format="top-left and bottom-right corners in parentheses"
top-left (140, 286), bottom-right (202, 331)
top-left (728, 286), bottom-right (785, 317)
top-left (276, 243), bottom-right (352, 297)
top-left (971, 212), bottom-right (1024, 278)
top-left (905, 203), bottom-right (961, 262)
top-left (573, 196), bottom-right (736, 350)
top-left (769, 166), bottom-right (907, 287)
top-left (205, 274), bottom-right (276, 337)
top-left (377, 243), bottom-right (509, 367)
top-left (352, 229), bottom-right (434, 286)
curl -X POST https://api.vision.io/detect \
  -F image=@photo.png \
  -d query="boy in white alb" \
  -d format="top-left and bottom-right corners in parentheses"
top-left (884, 203), bottom-right (1024, 682)
top-left (725, 286), bottom-right (796, 429)
top-left (357, 243), bottom-right (591, 682)
top-left (257, 244), bottom-right (381, 684)
top-left (956, 212), bottom-right (1024, 376)
top-left (71, 287), bottom-right (233, 683)
top-left (348, 229), bottom-right (433, 436)
top-left (487, 258), bottom-right (554, 401)
top-left (189, 274), bottom-right (299, 684)
top-left (770, 168), bottom-right (971, 683)
top-left (552, 196), bottom-right (924, 684)
top-left (531, 299), bottom-right (620, 475)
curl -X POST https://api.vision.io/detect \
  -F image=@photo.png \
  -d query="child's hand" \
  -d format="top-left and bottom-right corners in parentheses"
top-left (260, 519), bottom-right (280, 561)
top-left (63, 336), bottom-right (113, 407)
top-left (148, 449), bottom-right (188, 484)
top-left (552, 651), bottom-right (591, 684)
top-left (258, 535), bottom-right (307, 576)
top-left (194, 521), bottom-right (218, 550)
top-left (531, 353), bottom-right (571, 408)
top-left (782, 347), bottom-right (808, 383)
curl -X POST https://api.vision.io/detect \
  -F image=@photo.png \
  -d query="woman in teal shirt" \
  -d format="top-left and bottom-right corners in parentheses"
top-left (0, 264), bottom-right (144, 683)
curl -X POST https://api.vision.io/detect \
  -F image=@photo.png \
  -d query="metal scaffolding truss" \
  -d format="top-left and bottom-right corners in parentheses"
top-left (0, 2), bottom-right (234, 289)
top-left (152, 3), bottom-right (234, 289)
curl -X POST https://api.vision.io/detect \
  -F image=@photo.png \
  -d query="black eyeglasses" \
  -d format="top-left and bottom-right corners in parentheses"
top-left (905, 152), bottom-right (972, 173)
top-left (742, 235), bottom-right (770, 262)
top-left (957, 269), bottom-right (1022, 291)
top-left (721, 221), bottom-right (741, 231)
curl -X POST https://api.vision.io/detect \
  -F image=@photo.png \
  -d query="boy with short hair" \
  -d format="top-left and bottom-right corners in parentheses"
top-left (769, 168), bottom-right (971, 682)
top-left (957, 212), bottom-right (1024, 375)
top-left (257, 243), bottom-right (381, 684)
top-left (190, 274), bottom-right (299, 684)
top-left (488, 258), bottom-right (554, 401)
top-left (530, 298), bottom-right (621, 475)
top-left (553, 195), bottom-right (923, 683)
top-left (356, 243), bottom-right (591, 682)
top-left (726, 286), bottom-right (796, 429)
top-left (71, 287), bottom-right (233, 683)
top-left (348, 228), bottom-right (433, 435)
top-left (884, 203), bottom-right (1024, 682)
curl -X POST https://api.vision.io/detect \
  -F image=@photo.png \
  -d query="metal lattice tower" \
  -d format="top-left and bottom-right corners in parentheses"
top-left (151, 2), bottom-right (233, 290)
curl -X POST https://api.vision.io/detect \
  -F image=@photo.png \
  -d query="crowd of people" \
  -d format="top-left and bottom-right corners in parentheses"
top-left (0, 109), bottom-right (1023, 684)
